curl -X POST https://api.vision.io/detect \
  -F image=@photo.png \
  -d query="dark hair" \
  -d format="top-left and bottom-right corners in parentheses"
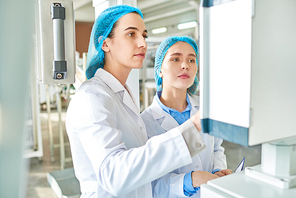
top-left (107, 21), bottom-right (118, 39)
top-left (107, 11), bottom-right (140, 39)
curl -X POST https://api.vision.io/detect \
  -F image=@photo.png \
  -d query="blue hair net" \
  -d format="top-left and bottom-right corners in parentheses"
top-left (154, 36), bottom-right (199, 95)
top-left (86, 5), bottom-right (143, 79)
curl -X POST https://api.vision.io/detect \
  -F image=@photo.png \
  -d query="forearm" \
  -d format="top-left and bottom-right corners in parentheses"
top-left (213, 138), bottom-right (227, 170)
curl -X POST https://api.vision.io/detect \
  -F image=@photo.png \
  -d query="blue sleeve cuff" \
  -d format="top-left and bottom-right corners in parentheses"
top-left (212, 169), bottom-right (221, 174)
top-left (183, 171), bottom-right (200, 197)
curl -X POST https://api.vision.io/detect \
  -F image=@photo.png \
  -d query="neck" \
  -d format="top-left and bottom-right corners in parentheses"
top-left (104, 61), bottom-right (131, 86)
top-left (160, 88), bottom-right (188, 113)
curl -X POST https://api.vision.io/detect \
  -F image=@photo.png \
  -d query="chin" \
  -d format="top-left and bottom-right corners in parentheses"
top-left (176, 84), bottom-right (192, 91)
top-left (132, 62), bottom-right (144, 69)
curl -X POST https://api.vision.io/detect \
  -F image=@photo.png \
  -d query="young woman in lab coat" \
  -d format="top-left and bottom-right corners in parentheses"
top-left (66, 5), bottom-right (210, 198)
top-left (141, 36), bottom-right (232, 198)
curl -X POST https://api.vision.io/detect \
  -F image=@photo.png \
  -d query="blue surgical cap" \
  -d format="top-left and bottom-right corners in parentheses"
top-left (154, 36), bottom-right (199, 95)
top-left (86, 5), bottom-right (143, 79)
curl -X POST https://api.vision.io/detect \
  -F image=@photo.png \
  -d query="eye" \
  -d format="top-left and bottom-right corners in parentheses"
top-left (143, 34), bottom-right (148, 39)
top-left (128, 32), bottom-right (135, 37)
top-left (172, 58), bottom-right (179, 62)
top-left (188, 59), bottom-right (195, 63)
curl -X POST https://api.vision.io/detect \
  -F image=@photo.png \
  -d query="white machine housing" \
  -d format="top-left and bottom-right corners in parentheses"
top-left (199, 0), bottom-right (296, 196)
top-left (200, 0), bottom-right (296, 146)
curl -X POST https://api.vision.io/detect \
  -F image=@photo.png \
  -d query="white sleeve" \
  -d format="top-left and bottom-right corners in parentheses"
top-left (213, 137), bottom-right (227, 170)
top-left (152, 172), bottom-right (188, 198)
top-left (178, 119), bottom-right (207, 157)
top-left (67, 90), bottom-right (196, 197)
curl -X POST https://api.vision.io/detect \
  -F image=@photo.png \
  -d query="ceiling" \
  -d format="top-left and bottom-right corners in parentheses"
top-left (73, 0), bottom-right (200, 39)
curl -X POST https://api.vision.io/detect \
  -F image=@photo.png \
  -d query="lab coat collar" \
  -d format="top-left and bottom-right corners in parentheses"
top-left (95, 68), bottom-right (139, 114)
top-left (150, 94), bottom-right (200, 131)
top-left (95, 68), bottom-right (125, 93)
top-left (150, 96), bottom-right (179, 131)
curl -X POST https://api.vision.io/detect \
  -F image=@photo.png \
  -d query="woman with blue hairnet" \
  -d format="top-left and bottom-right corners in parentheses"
top-left (66, 5), bottom-right (207, 198)
top-left (141, 36), bottom-right (232, 198)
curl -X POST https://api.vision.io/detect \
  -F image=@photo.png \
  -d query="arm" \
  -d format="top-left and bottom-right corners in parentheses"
top-left (141, 108), bottom-right (207, 197)
top-left (212, 137), bottom-right (227, 170)
top-left (212, 137), bottom-right (232, 176)
top-left (151, 164), bottom-right (220, 198)
top-left (152, 172), bottom-right (187, 198)
top-left (67, 90), bottom-right (205, 196)
top-left (180, 111), bottom-right (206, 158)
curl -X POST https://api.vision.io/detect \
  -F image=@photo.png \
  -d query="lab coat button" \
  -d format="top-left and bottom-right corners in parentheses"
top-left (196, 165), bottom-right (199, 168)
top-left (195, 142), bottom-right (201, 148)
top-left (140, 127), bottom-right (142, 130)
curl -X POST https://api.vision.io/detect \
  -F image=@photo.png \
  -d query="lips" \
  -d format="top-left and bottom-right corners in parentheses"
top-left (178, 73), bottom-right (190, 79)
top-left (134, 53), bottom-right (146, 58)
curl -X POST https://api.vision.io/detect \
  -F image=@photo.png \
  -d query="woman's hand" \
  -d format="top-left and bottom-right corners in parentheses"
top-left (190, 111), bottom-right (201, 132)
top-left (214, 169), bottom-right (233, 177)
top-left (191, 171), bottom-right (219, 187)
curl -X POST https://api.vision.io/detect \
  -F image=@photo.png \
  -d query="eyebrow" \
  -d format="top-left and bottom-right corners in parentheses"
top-left (170, 53), bottom-right (196, 57)
top-left (124, 27), bottom-right (148, 33)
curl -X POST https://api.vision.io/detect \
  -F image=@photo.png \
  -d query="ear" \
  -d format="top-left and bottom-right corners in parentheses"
top-left (102, 39), bottom-right (110, 52)
top-left (159, 71), bottom-right (163, 78)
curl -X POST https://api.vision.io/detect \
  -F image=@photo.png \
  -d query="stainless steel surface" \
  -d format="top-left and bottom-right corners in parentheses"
top-left (53, 19), bottom-right (65, 61)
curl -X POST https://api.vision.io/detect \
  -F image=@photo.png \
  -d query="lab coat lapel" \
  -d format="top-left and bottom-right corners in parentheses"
top-left (121, 85), bottom-right (148, 145)
top-left (122, 85), bottom-right (140, 116)
top-left (95, 69), bottom-right (146, 144)
top-left (150, 95), bottom-right (200, 131)
top-left (189, 95), bottom-right (200, 117)
top-left (96, 69), bottom-right (140, 117)
top-left (150, 97), bottom-right (179, 131)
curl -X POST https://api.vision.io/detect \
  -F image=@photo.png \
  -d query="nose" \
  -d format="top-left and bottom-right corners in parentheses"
top-left (138, 36), bottom-right (147, 49)
top-left (181, 61), bottom-right (189, 70)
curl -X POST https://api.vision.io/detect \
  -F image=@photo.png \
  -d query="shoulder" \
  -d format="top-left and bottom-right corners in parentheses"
top-left (78, 76), bottom-right (111, 95)
top-left (140, 98), bottom-right (160, 122)
top-left (141, 106), bottom-right (154, 123)
top-left (189, 94), bottom-right (200, 105)
top-left (141, 106), bottom-right (164, 138)
top-left (69, 77), bottom-right (117, 114)
top-left (73, 76), bottom-right (116, 103)
top-left (66, 77), bottom-right (118, 127)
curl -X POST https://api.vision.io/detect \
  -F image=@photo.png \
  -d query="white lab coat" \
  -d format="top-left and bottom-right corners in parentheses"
top-left (66, 69), bottom-right (206, 198)
top-left (141, 94), bottom-right (227, 198)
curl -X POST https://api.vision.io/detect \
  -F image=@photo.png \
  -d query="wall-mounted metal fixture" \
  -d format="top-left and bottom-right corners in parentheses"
top-left (37, 0), bottom-right (75, 84)
top-left (51, 3), bottom-right (67, 80)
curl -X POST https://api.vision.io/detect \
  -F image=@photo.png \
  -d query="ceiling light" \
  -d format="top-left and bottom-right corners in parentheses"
top-left (152, 27), bottom-right (167, 34)
top-left (177, 21), bottom-right (197, 30)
